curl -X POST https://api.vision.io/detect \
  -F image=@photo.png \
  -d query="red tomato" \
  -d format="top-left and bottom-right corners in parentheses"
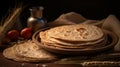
top-left (7, 30), bottom-right (19, 40)
top-left (20, 28), bottom-right (33, 39)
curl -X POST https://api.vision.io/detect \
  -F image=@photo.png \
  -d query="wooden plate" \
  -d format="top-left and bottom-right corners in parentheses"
top-left (32, 29), bottom-right (118, 55)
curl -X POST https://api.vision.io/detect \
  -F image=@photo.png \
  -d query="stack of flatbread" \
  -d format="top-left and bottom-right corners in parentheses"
top-left (3, 40), bottom-right (57, 62)
top-left (40, 24), bottom-right (107, 50)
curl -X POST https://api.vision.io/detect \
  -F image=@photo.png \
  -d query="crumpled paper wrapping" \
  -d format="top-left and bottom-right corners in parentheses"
top-left (47, 12), bottom-right (87, 27)
top-left (102, 15), bottom-right (120, 51)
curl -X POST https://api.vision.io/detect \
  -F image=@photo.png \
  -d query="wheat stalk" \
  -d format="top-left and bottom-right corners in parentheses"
top-left (0, 5), bottom-right (23, 42)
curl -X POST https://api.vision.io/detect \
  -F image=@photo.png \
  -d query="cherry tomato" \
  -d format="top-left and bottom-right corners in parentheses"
top-left (20, 28), bottom-right (33, 39)
top-left (7, 30), bottom-right (19, 40)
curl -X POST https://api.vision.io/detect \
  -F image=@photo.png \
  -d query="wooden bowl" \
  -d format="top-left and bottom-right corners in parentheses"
top-left (32, 29), bottom-right (118, 55)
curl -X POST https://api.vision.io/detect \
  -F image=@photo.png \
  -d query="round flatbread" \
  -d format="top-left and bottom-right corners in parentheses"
top-left (40, 24), bottom-right (104, 42)
top-left (14, 40), bottom-right (57, 61)
top-left (3, 45), bottom-right (38, 62)
top-left (3, 40), bottom-right (58, 62)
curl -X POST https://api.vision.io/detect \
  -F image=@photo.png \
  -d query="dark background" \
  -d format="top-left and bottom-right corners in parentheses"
top-left (0, 0), bottom-right (120, 24)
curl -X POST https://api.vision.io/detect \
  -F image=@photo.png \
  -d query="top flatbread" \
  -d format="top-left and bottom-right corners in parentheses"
top-left (40, 24), bottom-right (104, 42)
